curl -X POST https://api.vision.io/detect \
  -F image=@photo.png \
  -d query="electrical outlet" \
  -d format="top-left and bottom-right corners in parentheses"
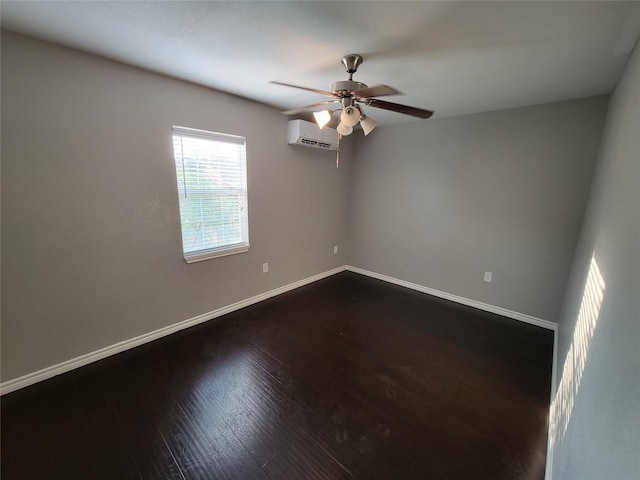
top-left (263, 263), bottom-right (269, 273)
top-left (484, 272), bottom-right (492, 282)
top-left (334, 245), bottom-right (338, 254)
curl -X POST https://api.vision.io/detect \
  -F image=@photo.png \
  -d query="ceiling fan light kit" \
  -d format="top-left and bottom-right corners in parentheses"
top-left (360, 115), bottom-right (377, 136)
top-left (336, 122), bottom-right (353, 136)
top-left (340, 105), bottom-right (361, 127)
top-left (274, 54), bottom-right (433, 165)
top-left (272, 53), bottom-right (433, 133)
top-left (312, 110), bottom-right (332, 130)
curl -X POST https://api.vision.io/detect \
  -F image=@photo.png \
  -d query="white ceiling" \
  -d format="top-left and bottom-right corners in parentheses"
top-left (2, 1), bottom-right (640, 126)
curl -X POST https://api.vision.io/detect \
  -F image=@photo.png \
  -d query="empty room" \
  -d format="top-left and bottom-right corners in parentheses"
top-left (1, 2), bottom-right (638, 479)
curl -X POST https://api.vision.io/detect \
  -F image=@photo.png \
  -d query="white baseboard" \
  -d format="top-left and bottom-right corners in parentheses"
top-left (346, 265), bottom-right (558, 480)
top-left (0, 266), bottom-right (347, 395)
top-left (345, 265), bottom-right (557, 331)
top-left (1, 264), bottom-right (557, 395)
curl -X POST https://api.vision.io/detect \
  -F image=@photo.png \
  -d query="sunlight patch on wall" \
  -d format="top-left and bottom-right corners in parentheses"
top-left (550, 254), bottom-right (606, 446)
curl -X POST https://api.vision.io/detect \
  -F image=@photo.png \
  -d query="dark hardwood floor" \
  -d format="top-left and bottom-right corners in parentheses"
top-left (1, 272), bottom-right (554, 479)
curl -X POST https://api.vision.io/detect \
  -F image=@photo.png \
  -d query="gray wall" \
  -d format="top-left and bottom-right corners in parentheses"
top-left (0, 28), bottom-right (624, 402)
top-left (348, 98), bottom-right (608, 321)
top-left (1, 31), bottom-right (351, 382)
top-left (551, 42), bottom-right (640, 479)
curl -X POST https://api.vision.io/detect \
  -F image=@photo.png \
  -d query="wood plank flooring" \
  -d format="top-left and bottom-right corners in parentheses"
top-left (1, 272), bottom-right (554, 479)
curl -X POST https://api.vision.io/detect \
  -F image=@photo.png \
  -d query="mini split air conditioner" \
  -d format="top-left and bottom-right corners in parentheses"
top-left (287, 120), bottom-right (339, 150)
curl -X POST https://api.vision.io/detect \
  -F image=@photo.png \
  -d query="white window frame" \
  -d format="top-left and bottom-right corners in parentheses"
top-left (172, 126), bottom-right (249, 263)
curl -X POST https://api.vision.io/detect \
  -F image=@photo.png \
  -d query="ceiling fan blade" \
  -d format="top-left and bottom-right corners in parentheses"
top-left (270, 81), bottom-right (336, 98)
top-left (281, 100), bottom-right (340, 115)
top-left (352, 84), bottom-right (400, 98)
top-left (363, 99), bottom-right (434, 119)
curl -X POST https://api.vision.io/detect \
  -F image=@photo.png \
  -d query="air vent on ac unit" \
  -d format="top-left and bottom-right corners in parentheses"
top-left (287, 120), bottom-right (339, 150)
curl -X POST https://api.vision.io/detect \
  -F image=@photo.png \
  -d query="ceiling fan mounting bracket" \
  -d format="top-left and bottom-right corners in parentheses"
top-left (341, 54), bottom-right (363, 80)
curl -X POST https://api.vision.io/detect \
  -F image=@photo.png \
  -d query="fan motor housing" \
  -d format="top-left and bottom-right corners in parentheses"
top-left (332, 80), bottom-right (367, 95)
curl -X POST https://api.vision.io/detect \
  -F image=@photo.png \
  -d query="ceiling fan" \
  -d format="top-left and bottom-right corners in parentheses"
top-left (271, 54), bottom-right (434, 137)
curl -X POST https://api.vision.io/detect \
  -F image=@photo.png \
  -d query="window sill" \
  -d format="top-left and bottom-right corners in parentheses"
top-left (184, 243), bottom-right (250, 263)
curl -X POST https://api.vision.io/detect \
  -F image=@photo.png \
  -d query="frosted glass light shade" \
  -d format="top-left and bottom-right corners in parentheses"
top-left (340, 106), bottom-right (361, 127)
top-left (360, 116), bottom-right (377, 136)
top-left (312, 110), bottom-right (332, 130)
top-left (336, 122), bottom-right (353, 136)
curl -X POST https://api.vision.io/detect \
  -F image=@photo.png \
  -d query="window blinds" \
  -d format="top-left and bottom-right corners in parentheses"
top-left (172, 126), bottom-right (249, 262)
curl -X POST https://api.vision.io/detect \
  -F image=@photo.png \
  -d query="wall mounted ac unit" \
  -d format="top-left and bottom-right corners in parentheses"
top-left (287, 120), bottom-right (339, 150)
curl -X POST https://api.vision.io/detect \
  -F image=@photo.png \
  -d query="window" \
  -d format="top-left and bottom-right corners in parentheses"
top-left (172, 126), bottom-right (249, 263)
